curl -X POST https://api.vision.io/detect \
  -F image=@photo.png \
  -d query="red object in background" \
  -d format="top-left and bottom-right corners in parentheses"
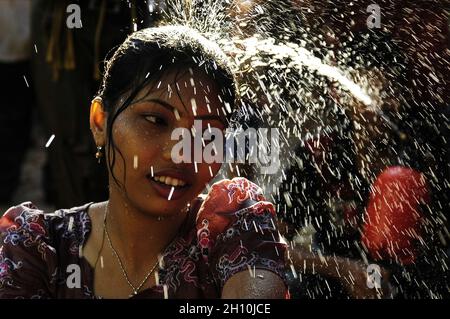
top-left (361, 166), bottom-right (430, 265)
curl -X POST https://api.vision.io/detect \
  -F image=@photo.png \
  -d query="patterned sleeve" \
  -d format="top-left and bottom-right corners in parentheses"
top-left (0, 203), bottom-right (56, 299)
top-left (196, 177), bottom-right (288, 292)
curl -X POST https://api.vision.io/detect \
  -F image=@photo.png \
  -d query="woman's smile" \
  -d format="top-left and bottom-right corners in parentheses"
top-left (146, 168), bottom-right (194, 201)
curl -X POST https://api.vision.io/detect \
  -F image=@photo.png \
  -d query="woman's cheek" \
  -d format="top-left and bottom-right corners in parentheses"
top-left (110, 120), bottom-right (144, 175)
top-left (139, 130), bottom-right (163, 151)
top-left (197, 162), bottom-right (222, 184)
top-left (210, 162), bottom-right (222, 176)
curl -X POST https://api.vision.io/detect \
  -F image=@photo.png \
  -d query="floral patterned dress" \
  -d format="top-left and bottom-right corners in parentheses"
top-left (0, 178), bottom-right (288, 299)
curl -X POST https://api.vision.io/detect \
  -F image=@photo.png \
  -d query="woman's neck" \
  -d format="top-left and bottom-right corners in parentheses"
top-left (105, 188), bottom-right (188, 271)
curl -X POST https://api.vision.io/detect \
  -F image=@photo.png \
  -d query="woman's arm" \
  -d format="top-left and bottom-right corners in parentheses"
top-left (196, 178), bottom-right (289, 299)
top-left (222, 269), bottom-right (287, 299)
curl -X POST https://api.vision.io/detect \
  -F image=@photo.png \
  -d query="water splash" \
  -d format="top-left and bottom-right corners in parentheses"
top-left (155, 0), bottom-right (449, 299)
top-left (220, 35), bottom-right (374, 105)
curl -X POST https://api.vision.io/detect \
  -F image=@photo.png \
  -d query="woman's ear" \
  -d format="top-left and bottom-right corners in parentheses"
top-left (90, 97), bottom-right (107, 146)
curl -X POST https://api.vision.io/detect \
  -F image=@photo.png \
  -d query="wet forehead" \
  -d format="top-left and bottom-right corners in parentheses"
top-left (136, 67), bottom-right (229, 121)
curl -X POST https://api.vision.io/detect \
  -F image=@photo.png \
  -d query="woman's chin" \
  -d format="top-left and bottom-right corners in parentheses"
top-left (138, 194), bottom-right (192, 218)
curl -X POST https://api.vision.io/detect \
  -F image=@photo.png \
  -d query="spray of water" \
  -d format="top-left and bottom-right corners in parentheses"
top-left (154, 0), bottom-right (449, 299)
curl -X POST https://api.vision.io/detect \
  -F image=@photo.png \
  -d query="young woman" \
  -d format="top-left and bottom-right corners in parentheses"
top-left (0, 26), bottom-right (288, 299)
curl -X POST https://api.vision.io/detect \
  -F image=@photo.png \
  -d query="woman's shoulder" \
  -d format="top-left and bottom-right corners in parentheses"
top-left (198, 177), bottom-right (274, 217)
top-left (0, 201), bottom-right (93, 248)
top-left (190, 178), bottom-right (287, 292)
top-left (195, 177), bottom-right (277, 252)
top-left (181, 177), bottom-right (274, 244)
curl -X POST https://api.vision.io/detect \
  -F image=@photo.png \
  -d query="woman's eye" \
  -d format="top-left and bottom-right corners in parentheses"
top-left (144, 115), bottom-right (167, 126)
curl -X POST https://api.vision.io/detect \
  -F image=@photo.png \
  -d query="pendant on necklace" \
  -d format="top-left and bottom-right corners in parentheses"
top-left (130, 290), bottom-right (138, 297)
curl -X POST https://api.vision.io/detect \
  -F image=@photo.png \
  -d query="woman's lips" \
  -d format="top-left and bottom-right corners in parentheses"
top-left (147, 175), bottom-right (191, 200)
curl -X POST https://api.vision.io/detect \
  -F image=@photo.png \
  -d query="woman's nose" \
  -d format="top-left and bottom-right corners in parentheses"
top-left (162, 139), bottom-right (179, 162)
top-left (162, 119), bottom-right (196, 162)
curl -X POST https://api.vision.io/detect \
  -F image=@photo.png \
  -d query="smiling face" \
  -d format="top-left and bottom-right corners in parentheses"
top-left (94, 66), bottom-right (229, 217)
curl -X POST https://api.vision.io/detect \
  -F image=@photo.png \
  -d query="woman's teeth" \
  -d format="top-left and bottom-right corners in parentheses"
top-left (152, 175), bottom-right (187, 187)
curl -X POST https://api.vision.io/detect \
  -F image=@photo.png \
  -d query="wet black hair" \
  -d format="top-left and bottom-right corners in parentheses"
top-left (96, 25), bottom-right (236, 189)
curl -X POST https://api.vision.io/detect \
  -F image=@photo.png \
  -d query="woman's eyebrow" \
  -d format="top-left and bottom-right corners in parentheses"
top-left (141, 98), bottom-right (225, 124)
top-left (143, 98), bottom-right (180, 114)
